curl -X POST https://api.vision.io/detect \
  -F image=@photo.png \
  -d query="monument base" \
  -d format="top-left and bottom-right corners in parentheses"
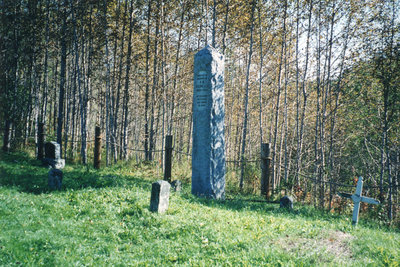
top-left (48, 169), bottom-right (63, 190)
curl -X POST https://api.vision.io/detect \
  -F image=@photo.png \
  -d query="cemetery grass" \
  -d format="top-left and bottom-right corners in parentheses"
top-left (0, 152), bottom-right (399, 266)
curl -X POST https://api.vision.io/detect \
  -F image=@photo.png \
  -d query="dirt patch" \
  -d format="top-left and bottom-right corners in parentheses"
top-left (276, 230), bottom-right (354, 261)
top-left (322, 230), bottom-right (354, 258)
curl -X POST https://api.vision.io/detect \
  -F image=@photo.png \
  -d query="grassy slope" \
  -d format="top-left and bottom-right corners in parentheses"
top-left (0, 152), bottom-right (399, 266)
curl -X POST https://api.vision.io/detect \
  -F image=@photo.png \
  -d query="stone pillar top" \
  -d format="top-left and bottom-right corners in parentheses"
top-left (196, 45), bottom-right (224, 59)
top-left (45, 141), bottom-right (61, 160)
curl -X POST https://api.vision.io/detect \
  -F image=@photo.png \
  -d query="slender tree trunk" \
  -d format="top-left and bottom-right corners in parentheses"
top-left (204, 0), bottom-right (208, 45)
top-left (103, 0), bottom-right (112, 166)
top-left (212, 0), bottom-right (216, 47)
top-left (258, 1), bottom-right (263, 144)
top-left (57, 0), bottom-right (68, 156)
top-left (329, 10), bottom-right (352, 204)
top-left (144, 0), bottom-right (152, 161)
top-left (297, 0), bottom-right (312, 198)
top-left (64, 65), bottom-right (72, 159)
top-left (272, 0), bottom-right (287, 192)
top-left (53, 57), bottom-right (59, 134)
top-left (121, 0), bottom-right (134, 160)
top-left (70, 3), bottom-right (79, 160)
top-left (160, 0), bottom-right (166, 169)
top-left (149, 0), bottom-right (161, 161)
top-left (239, 0), bottom-right (256, 190)
top-left (112, 0), bottom-right (126, 162)
top-left (323, 2), bottom-right (336, 210)
top-left (40, 0), bottom-right (50, 124)
top-left (283, 11), bottom-right (290, 186)
top-left (169, 0), bottom-right (186, 135)
top-left (222, 0), bottom-right (229, 55)
top-left (314, 0), bottom-right (322, 207)
top-left (294, 0), bottom-right (300, 188)
top-left (2, 120), bottom-right (12, 152)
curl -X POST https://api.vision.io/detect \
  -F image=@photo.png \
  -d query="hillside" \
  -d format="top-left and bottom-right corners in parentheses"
top-left (0, 152), bottom-right (399, 266)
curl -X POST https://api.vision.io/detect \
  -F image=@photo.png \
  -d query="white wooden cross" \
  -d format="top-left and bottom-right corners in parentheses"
top-left (338, 176), bottom-right (380, 226)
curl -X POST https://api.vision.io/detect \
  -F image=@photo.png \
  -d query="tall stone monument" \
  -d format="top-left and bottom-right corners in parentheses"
top-left (192, 45), bottom-right (225, 199)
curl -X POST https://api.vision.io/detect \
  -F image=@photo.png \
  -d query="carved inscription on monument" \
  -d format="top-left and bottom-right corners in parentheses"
top-left (195, 70), bottom-right (208, 109)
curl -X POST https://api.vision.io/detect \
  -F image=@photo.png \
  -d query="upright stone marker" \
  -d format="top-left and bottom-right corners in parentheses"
top-left (192, 45), bottom-right (225, 199)
top-left (150, 180), bottom-right (171, 214)
top-left (171, 180), bottom-right (182, 192)
top-left (280, 196), bottom-right (294, 209)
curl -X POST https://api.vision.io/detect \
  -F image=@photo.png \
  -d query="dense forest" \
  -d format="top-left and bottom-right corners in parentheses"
top-left (1, 0), bottom-right (399, 220)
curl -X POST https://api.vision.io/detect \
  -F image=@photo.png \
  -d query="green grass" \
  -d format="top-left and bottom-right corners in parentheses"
top-left (0, 151), bottom-right (399, 266)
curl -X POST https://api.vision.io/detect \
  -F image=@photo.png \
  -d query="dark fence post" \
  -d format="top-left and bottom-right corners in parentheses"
top-left (37, 122), bottom-right (45, 160)
top-left (2, 120), bottom-right (11, 152)
top-left (94, 126), bottom-right (101, 169)
top-left (261, 143), bottom-right (271, 199)
top-left (164, 135), bottom-right (173, 182)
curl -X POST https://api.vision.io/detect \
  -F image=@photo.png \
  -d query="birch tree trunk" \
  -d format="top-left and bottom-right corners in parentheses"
top-left (239, 0), bottom-right (256, 190)
top-left (57, 0), bottom-right (68, 156)
top-left (272, 0), bottom-right (287, 192)
top-left (103, 0), bottom-right (112, 166)
top-left (149, 0), bottom-right (161, 161)
top-left (121, 0), bottom-right (134, 160)
top-left (144, 0), bottom-right (152, 161)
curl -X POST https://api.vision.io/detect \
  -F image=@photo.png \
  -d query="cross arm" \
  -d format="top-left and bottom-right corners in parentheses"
top-left (360, 196), bottom-right (380, 205)
top-left (337, 192), bottom-right (352, 199)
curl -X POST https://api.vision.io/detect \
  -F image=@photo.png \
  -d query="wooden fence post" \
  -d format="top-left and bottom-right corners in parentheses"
top-left (37, 122), bottom-right (45, 160)
top-left (261, 143), bottom-right (271, 199)
top-left (164, 135), bottom-right (173, 182)
top-left (94, 126), bottom-right (101, 169)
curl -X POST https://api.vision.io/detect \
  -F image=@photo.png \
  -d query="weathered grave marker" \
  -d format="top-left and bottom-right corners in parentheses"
top-left (192, 45), bottom-right (225, 199)
top-left (280, 196), bottom-right (294, 209)
top-left (338, 176), bottom-right (380, 226)
top-left (48, 168), bottom-right (63, 190)
top-left (171, 180), bottom-right (182, 192)
top-left (43, 141), bottom-right (65, 169)
top-left (150, 180), bottom-right (171, 213)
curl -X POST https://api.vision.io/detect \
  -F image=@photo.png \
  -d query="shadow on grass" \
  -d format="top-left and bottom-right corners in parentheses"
top-left (181, 191), bottom-right (398, 232)
top-left (0, 151), bottom-right (154, 195)
top-left (180, 190), bottom-right (348, 223)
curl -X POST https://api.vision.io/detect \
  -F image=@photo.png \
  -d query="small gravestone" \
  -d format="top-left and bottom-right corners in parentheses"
top-left (192, 45), bottom-right (225, 199)
top-left (150, 180), bottom-right (171, 213)
top-left (280, 196), bottom-right (294, 209)
top-left (48, 169), bottom-right (63, 190)
top-left (171, 180), bottom-right (182, 192)
top-left (43, 141), bottom-right (65, 169)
